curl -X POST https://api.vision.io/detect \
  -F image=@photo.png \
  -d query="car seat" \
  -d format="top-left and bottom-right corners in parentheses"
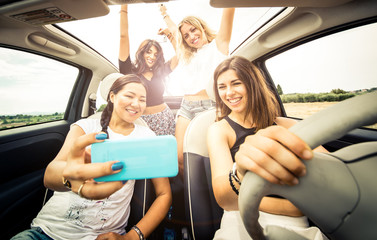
top-left (183, 108), bottom-right (223, 240)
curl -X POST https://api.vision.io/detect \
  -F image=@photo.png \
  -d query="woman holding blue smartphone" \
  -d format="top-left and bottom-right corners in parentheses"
top-left (11, 74), bottom-right (172, 240)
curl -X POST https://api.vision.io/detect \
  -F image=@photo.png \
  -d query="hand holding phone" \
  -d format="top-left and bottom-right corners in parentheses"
top-left (91, 135), bottom-right (178, 181)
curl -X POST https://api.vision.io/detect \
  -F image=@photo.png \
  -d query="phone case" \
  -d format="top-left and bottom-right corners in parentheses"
top-left (91, 135), bottom-right (178, 181)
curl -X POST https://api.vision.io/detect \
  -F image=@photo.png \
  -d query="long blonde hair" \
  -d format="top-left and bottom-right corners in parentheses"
top-left (177, 16), bottom-right (216, 63)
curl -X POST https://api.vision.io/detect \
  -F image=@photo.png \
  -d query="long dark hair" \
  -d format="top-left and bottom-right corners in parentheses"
top-left (133, 39), bottom-right (166, 77)
top-left (100, 74), bottom-right (147, 138)
top-left (213, 56), bottom-right (279, 131)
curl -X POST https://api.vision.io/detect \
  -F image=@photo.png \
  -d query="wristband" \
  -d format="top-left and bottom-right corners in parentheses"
top-left (231, 162), bottom-right (241, 184)
top-left (62, 177), bottom-right (72, 190)
top-left (229, 171), bottom-right (239, 195)
top-left (132, 225), bottom-right (145, 240)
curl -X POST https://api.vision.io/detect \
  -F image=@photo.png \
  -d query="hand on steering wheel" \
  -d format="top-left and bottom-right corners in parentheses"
top-left (235, 125), bottom-right (313, 186)
top-left (238, 91), bottom-right (377, 240)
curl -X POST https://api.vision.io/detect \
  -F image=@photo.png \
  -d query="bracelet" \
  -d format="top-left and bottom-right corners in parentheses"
top-left (231, 162), bottom-right (241, 184)
top-left (229, 171), bottom-right (239, 195)
top-left (132, 225), bottom-right (145, 240)
top-left (77, 181), bottom-right (86, 198)
top-left (62, 176), bottom-right (72, 190)
top-left (120, 10), bottom-right (128, 14)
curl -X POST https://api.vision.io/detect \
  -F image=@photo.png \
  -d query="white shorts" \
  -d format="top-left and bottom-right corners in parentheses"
top-left (213, 210), bottom-right (328, 240)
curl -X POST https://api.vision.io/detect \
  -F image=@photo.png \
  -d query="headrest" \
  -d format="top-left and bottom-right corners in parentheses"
top-left (100, 73), bottom-right (124, 101)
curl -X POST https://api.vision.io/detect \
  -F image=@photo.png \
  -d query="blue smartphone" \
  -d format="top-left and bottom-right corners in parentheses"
top-left (91, 135), bottom-right (178, 182)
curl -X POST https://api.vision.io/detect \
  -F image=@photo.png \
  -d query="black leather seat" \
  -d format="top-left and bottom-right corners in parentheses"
top-left (126, 179), bottom-right (156, 231)
top-left (183, 109), bottom-right (223, 240)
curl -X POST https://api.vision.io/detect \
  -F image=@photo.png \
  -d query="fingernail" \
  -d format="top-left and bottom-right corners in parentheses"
top-left (298, 168), bottom-right (307, 177)
top-left (111, 162), bottom-right (124, 171)
top-left (292, 178), bottom-right (299, 185)
top-left (302, 149), bottom-right (313, 159)
top-left (95, 133), bottom-right (107, 140)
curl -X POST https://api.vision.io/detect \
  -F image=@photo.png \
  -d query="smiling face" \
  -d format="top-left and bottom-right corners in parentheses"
top-left (110, 82), bottom-right (147, 123)
top-left (180, 22), bottom-right (208, 49)
top-left (143, 45), bottom-right (158, 69)
top-left (217, 69), bottom-right (248, 115)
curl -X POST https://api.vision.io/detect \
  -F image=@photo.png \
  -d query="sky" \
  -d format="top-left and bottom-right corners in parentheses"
top-left (0, 48), bottom-right (78, 115)
top-left (266, 23), bottom-right (377, 94)
top-left (57, 0), bottom-right (279, 103)
top-left (58, 0), bottom-right (277, 66)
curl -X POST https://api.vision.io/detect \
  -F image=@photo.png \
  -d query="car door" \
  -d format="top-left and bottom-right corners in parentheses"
top-left (0, 45), bottom-right (93, 239)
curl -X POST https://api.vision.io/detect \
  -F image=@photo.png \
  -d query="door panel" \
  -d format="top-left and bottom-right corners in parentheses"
top-left (0, 121), bottom-right (71, 239)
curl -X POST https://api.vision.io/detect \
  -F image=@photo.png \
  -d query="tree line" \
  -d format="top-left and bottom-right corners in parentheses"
top-left (276, 85), bottom-right (376, 103)
top-left (0, 112), bottom-right (63, 130)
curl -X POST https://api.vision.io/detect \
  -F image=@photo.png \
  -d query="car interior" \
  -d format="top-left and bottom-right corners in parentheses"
top-left (0, 0), bottom-right (376, 239)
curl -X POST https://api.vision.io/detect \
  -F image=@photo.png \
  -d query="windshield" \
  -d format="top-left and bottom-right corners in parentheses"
top-left (57, 1), bottom-right (282, 66)
top-left (57, 0), bottom-right (281, 98)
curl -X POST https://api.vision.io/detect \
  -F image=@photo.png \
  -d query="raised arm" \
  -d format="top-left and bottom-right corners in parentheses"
top-left (158, 4), bottom-right (179, 70)
top-left (119, 4), bottom-right (130, 61)
top-left (215, 8), bottom-right (235, 55)
top-left (159, 4), bottom-right (178, 39)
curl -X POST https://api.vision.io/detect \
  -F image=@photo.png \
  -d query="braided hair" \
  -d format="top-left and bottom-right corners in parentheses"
top-left (100, 74), bottom-right (147, 138)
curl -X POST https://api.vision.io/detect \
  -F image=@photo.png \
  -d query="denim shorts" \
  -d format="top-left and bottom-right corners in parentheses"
top-left (11, 227), bottom-right (53, 240)
top-left (176, 99), bottom-right (216, 120)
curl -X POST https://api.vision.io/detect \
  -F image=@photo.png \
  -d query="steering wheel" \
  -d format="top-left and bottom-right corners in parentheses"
top-left (238, 91), bottom-right (377, 240)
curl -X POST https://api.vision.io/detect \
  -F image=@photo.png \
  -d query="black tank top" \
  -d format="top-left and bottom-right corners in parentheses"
top-left (225, 116), bottom-right (283, 199)
top-left (224, 116), bottom-right (256, 162)
top-left (119, 57), bottom-right (172, 107)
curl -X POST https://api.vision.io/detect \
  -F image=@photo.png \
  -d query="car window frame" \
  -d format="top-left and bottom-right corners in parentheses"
top-left (0, 44), bottom-right (92, 130)
top-left (255, 16), bottom-right (377, 121)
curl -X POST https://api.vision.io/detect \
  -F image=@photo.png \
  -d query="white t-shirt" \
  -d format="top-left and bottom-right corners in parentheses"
top-left (31, 118), bottom-right (155, 240)
top-left (175, 40), bottom-right (227, 100)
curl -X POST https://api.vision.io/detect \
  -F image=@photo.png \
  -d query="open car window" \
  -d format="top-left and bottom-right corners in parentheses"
top-left (266, 22), bottom-right (377, 129)
top-left (0, 47), bottom-right (79, 130)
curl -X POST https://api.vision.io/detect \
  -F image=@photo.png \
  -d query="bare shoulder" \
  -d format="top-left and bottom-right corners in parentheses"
top-left (208, 118), bottom-right (236, 146)
top-left (208, 119), bottom-right (232, 135)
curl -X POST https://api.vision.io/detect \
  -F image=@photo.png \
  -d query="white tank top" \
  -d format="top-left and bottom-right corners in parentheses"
top-left (176, 40), bottom-right (227, 100)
